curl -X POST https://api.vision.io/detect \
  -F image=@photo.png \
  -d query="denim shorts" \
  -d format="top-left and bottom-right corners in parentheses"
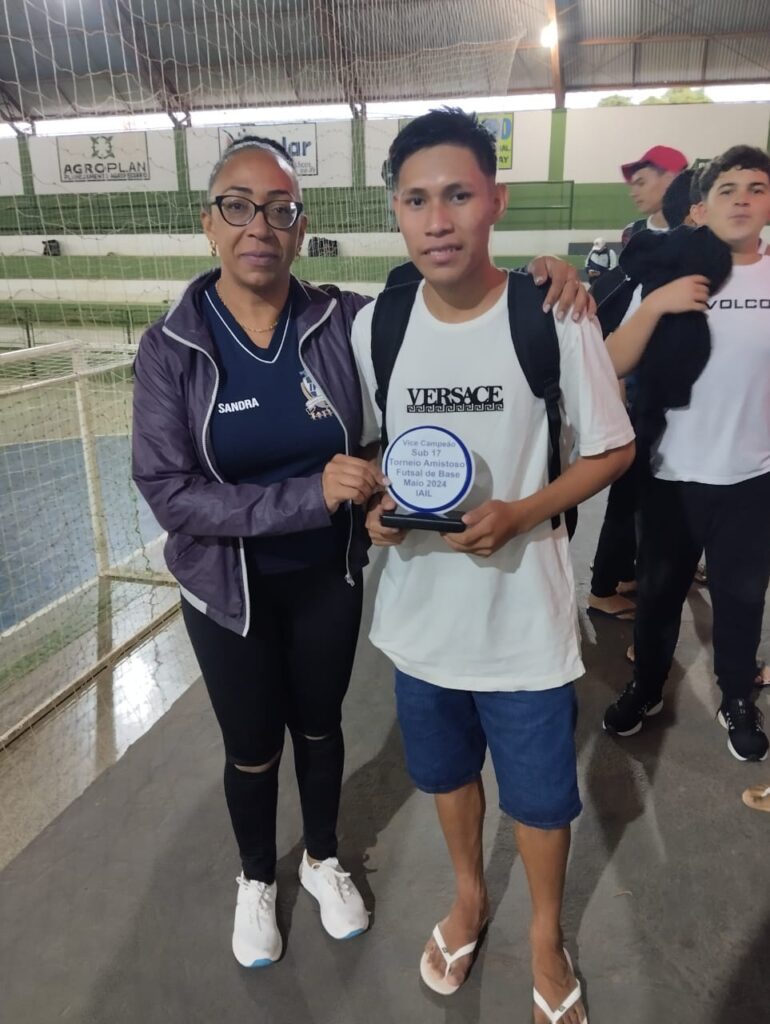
top-left (394, 670), bottom-right (582, 829)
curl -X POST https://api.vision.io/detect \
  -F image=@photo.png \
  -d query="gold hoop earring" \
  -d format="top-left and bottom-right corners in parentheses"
top-left (209, 239), bottom-right (218, 258)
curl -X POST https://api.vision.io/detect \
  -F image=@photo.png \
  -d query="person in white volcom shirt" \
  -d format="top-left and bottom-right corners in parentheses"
top-left (603, 145), bottom-right (770, 764)
top-left (352, 109), bottom-right (634, 1024)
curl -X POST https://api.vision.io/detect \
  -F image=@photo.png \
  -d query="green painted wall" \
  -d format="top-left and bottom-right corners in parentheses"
top-left (548, 109), bottom-right (567, 182)
top-left (0, 180), bottom-right (639, 236)
top-left (0, 112), bottom-right (649, 237)
top-left (572, 184), bottom-right (638, 229)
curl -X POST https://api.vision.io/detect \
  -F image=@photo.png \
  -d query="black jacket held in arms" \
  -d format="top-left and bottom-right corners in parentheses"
top-left (618, 225), bottom-right (732, 460)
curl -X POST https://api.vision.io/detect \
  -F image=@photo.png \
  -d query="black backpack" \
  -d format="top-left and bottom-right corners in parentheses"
top-left (370, 265), bottom-right (577, 537)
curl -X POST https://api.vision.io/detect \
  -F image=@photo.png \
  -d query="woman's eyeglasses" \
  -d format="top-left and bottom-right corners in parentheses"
top-left (209, 195), bottom-right (304, 230)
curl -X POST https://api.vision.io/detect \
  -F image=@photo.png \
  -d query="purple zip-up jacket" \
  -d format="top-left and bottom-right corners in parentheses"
top-left (132, 270), bottom-right (372, 637)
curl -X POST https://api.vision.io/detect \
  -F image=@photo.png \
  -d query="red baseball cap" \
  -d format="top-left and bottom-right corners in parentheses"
top-left (621, 145), bottom-right (688, 181)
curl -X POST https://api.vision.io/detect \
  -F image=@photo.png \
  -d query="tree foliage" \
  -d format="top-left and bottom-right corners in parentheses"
top-left (598, 94), bottom-right (633, 107)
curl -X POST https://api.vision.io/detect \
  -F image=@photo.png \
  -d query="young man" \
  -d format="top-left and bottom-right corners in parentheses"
top-left (602, 145), bottom-right (770, 763)
top-left (621, 145), bottom-right (688, 246)
top-left (351, 109), bottom-right (635, 1023)
top-left (587, 167), bottom-right (699, 627)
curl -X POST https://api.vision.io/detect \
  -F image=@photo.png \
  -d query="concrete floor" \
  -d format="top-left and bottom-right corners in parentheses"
top-left (0, 493), bottom-right (768, 1024)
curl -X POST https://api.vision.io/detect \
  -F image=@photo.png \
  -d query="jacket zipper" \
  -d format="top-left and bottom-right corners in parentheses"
top-left (297, 299), bottom-right (356, 587)
top-left (161, 323), bottom-right (252, 637)
top-left (596, 273), bottom-right (635, 315)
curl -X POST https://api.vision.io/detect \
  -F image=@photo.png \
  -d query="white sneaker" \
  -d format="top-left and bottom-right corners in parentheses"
top-left (231, 873), bottom-right (283, 967)
top-left (299, 852), bottom-right (369, 940)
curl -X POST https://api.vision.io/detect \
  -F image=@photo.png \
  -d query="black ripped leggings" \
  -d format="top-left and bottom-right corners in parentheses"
top-left (182, 563), bottom-right (363, 883)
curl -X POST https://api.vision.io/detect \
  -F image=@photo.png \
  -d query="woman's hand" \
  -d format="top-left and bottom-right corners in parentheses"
top-left (366, 492), bottom-right (407, 547)
top-left (322, 454), bottom-right (386, 514)
top-left (646, 275), bottom-right (711, 317)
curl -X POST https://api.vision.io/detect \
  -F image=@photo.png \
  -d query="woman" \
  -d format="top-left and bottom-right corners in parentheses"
top-left (132, 135), bottom-right (588, 968)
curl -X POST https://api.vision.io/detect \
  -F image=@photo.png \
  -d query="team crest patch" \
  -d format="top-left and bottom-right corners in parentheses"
top-left (300, 371), bottom-right (334, 420)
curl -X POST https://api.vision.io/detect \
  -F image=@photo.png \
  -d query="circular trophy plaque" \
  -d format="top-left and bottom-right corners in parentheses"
top-left (383, 426), bottom-right (474, 514)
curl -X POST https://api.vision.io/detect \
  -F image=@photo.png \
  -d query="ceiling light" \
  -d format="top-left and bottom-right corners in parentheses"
top-left (540, 21), bottom-right (558, 48)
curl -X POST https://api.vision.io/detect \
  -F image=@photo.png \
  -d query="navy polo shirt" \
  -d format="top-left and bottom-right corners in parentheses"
top-left (203, 280), bottom-right (348, 574)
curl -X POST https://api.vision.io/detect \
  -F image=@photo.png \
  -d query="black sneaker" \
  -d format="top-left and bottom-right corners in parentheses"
top-left (603, 679), bottom-right (664, 736)
top-left (718, 698), bottom-right (768, 762)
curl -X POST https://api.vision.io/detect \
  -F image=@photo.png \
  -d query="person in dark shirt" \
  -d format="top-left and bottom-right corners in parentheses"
top-left (132, 134), bottom-right (592, 970)
top-left (584, 237), bottom-right (618, 281)
top-left (620, 144), bottom-right (688, 247)
top-left (587, 167), bottom-right (699, 625)
top-left (134, 137), bottom-right (382, 966)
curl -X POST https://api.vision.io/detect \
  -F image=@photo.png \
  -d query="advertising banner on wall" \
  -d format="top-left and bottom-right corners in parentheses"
top-left (397, 113), bottom-right (513, 171)
top-left (186, 122), bottom-right (353, 189)
top-left (218, 123), bottom-right (318, 176)
top-left (479, 113), bottom-right (513, 171)
top-left (28, 130), bottom-right (178, 194)
top-left (56, 132), bottom-right (152, 183)
top-left (0, 139), bottom-right (24, 196)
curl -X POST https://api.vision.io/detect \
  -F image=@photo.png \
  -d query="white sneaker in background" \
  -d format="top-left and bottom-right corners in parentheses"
top-left (231, 873), bottom-right (283, 967)
top-left (299, 851), bottom-right (369, 940)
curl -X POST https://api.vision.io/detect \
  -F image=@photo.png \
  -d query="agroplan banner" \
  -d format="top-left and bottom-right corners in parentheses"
top-left (57, 133), bottom-right (151, 183)
top-left (28, 131), bottom-right (178, 194)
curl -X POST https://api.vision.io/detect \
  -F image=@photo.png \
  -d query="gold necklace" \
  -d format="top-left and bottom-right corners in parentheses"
top-left (215, 282), bottom-right (279, 333)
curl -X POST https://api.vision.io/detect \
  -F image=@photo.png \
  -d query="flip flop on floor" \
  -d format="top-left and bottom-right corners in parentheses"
top-left (419, 921), bottom-right (488, 996)
top-left (587, 605), bottom-right (635, 622)
top-left (533, 949), bottom-right (588, 1023)
top-left (615, 581), bottom-right (637, 597)
top-left (742, 784), bottom-right (770, 812)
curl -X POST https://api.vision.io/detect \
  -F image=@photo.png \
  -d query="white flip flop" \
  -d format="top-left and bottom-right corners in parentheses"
top-left (419, 921), bottom-right (487, 996)
top-left (742, 784), bottom-right (770, 812)
top-left (533, 948), bottom-right (588, 1023)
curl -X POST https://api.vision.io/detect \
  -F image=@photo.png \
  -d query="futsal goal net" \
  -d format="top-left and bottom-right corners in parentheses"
top-left (0, 0), bottom-right (535, 741)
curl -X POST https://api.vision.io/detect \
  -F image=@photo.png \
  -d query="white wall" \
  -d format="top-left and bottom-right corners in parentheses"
top-left (509, 110), bottom-right (551, 182)
top-left (564, 103), bottom-right (770, 184)
top-left (1, 278), bottom-right (186, 303)
top-left (28, 131), bottom-right (178, 194)
top-left (0, 234), bottom-right (213, 257)
top-left (186, 122), bottom-right (354, 190)
top-left (364, 120), bottom-right (397, 188)
top-left (365, 112), bottom-right (551, 186)
top-left (0, 140), bottom-right (23, 196)
top-left (0, 229), bottom-right (643, 260)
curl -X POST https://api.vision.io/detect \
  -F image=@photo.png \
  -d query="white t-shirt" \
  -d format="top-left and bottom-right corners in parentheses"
top-left (646, 216), bottom-right (668, 233)
top-left (351, 279), bottom-right (634, 692)
top-left (653, 255), bottom-right (770, 484)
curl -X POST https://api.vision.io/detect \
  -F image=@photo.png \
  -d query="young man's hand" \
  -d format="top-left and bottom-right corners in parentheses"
top-left (442, 499), bottom-right (529, 557)
top-left (366, 492), bottom-right (407, 547)
top-left (527, 255), bottom-right (597, 322)
top-left (646, 274), bottom-right (711, 316)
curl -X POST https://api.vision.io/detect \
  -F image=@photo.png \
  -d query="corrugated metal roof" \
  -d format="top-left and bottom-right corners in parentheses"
top-left (0, 1), bottom-right (769, 120)
top-left (635, 39), bottom-right (708, 86)
top-left (706, 35), bottom-right (770, 82)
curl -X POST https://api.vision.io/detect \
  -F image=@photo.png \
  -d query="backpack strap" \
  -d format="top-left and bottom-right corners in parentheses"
top-left (370, 279), bottom-right (420, 450)
top-left (372, 269), bottom-right (576, 538)
top-left (506, 271), bottom-right (576, 537)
